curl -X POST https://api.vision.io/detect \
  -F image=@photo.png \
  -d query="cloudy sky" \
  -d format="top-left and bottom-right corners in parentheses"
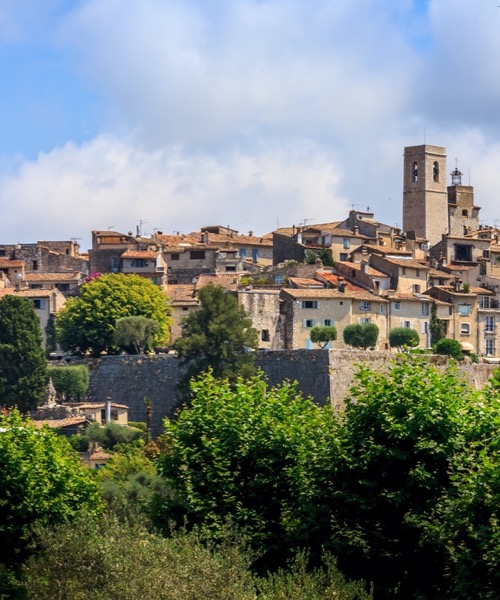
top-left (1, 0), bottom-right (500, 250)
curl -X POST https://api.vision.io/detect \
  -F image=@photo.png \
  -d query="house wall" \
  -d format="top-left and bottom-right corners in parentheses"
top-left (238, 289), bottom-right (283, 349)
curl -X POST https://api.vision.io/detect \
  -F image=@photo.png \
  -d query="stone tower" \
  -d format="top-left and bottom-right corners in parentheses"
top-left (447, 167), bottom-right (480, 236)
top-left (402, 144), bottom-right (448, 247)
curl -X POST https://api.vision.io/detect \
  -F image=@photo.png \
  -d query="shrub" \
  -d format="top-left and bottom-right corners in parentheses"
top-left (47, 365), bottom-right (89, 401)
top-left (389, 327), bottom-right (420, 350)
top-left (435, 338), bottom-right (463, 360)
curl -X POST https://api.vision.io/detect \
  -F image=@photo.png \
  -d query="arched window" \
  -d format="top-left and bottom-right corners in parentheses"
top-left (412, 162), bottom-right (418, 182)
top-left (433, 161), bottom-right (439, 182)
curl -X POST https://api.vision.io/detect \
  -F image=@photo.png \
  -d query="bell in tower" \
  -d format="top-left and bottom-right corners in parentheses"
top-left (450, 167), bottom-right (463, 186)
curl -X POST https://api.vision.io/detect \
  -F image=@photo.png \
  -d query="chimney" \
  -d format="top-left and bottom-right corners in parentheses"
top-left (337, 277), bottom-right (346, 292)
top-left (105, 397), bottom-right (112, 424)
top-left (248, 230), bottom-right (253, 237)
top-left (360, 261), bottom-right (368, 274)
top-left (354, 226), bottom-right (359, 235)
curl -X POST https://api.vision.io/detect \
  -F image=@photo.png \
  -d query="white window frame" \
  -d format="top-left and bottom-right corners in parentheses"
top-left (460, 323), bottom-right (470, 336)
top-left (421, 303), bottom-right (429, 316)
top-left (485, 338), bottom-right (495, 356)
top-left (485, 316), bottom-right (495, 333)
top-left (360, 301), bottom-right (371, 311)
top-left (458, 304), bottom-right (471, 316)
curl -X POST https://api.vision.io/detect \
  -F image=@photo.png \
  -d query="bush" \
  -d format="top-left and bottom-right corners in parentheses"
top-left (389, 327), bottom-right (420, 350)
top-left (343, 323), bottom-right (379, 349)
top-left (435, 338), bottom-right (463, 360)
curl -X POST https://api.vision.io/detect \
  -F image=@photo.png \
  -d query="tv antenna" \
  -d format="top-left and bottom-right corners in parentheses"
top-left (299, 218), bottom-right (315, 227)
top-left (136, 219), bottom-right (150, 236)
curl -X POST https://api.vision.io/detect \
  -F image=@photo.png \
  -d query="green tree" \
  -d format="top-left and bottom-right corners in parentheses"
top-left (343, 323), bottom-right (379, 350)
top-left (44, 313), bottom-right (57, 358)
top-left (310, 325), bottom-right (337, 349)
top-left (388, 326), bottom-right (420, 350)
top-left (0, 295), bottom-right (47, 412)
top-left (0, 410), bottom-right (102, 567)
top-left (319, 247), bottom-right (335, 267)
top-left (174, 284), bottom-right (258, 386)
top-left (430, 302), bottom-right (445, 345)
top-left (113, 315), bottom-right (160, 354)
top-left (56, 273), bottom-right (171, 356)
top-left (154, 372), bottom-right (339, 569)
top-left (330, 357), bottom-right (478, 598)
top-left (435, 337), bottom-right (463, 360)
top-left (47, 364), bottom-right (89, 401)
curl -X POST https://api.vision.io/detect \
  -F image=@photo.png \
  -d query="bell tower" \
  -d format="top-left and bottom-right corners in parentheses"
top-left (402, 144), bottom-right (448, 247)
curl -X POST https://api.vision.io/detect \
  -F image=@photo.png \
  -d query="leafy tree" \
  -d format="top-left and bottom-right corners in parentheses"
top-left (388, 326), bottom-right (420, 350)
top-left (310, 325), bottom-right (337, 349)
top-left (319, 247), bottom-right (335, 267)
top-left (113, 315), bottom-right (160, 354)
top-left (430, 302), bottom-right (445, 345)
top-left (174, 284), bottom-right (258, 386)
top-left (0, 295), bottom-right (47, 412)
top-left (47, 364), bottom-right (89, 401)
top-left (304, 249), bottom-right (317, 264)
top-left (154, 372), bottom-right (339, 570)
top-left (330, 357), bottom-right (478, 598)
top-left (85, 421), bottom-right (144, 451)
top-left (44, 313), bottom-right (57, 358)
top-left (343, 323), bottom-right (379, 349)
top-left (0, 410), bottom-right (102, 567)
top-left (435, 337), bottom-right (463, 360)
top-left (56, 273), bottom-right (171, 356)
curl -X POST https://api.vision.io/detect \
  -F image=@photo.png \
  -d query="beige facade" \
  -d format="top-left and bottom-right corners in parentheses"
top-left (386, 294), bottom-right (432, 348)
top-left (368, 254), bottom-right (429, 294)
top-left (238, 289), bottom-right (282, 349)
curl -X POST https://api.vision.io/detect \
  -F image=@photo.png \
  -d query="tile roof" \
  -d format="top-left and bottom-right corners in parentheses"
top-left (165, 284), bottom-right (198, 305)
top-left (380, 257), bottom-right (430, 270)
top-left (281, 287), bottom-right (387, 302)
top-left (24, 272), bottom-right (81, 282)
top-left (288, 277), bottom-right (324, 288)
top-left (334, 261), bottom-right (388, 277)
top-left (121, 250), bottom-right (159, 259)
top-left (0, 259), bottom-right (24, 268)
top-left (33, 416), bottom-right (87, 429)
top-left (156, 234), bottom-right (200, 247)
top-left (196, 273), bottom-right (240, 291)
top-left (315, 271), bottom-right (368, 291)
top-left (361, 244), bottom-right (413, 256)
top-left (192, 231), bottom-right (273, 247)
top-left (15, 289), bottom-right (59, 298)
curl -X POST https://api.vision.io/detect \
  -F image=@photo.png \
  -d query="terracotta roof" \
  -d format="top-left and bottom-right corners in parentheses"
top-left (89, 450), bottom-right (111, 460)
top-left (0, 259), bottom-right (24, 268)
top-left (334, 261), bottom-right (388, 277)
top-left (121, 250), bottom-right (158, 259)
top-left (281, 287), bottom-right (387, 302)
top-left (33, 416), bottom-right (87, 429)
top-left (24, 272), bottom-right (81, 282)
top-left (379, 257), bottom-right (430, 270)
top-left (428, 269), bottom-right (454, 279)
top-left (384, 293), bottom-right (433, 302)
top-left (315, 271), bottom-right (368, 292)
top-left (191, 231), bottom-right (273, 247)
top-left (70, 402), bottom-right (129, 410)
top-left (156, 234), bottom-right (200, 247)
top-left (196, 273), bottom-right (240, 292)
top-left (15, 289), bottom-right (59, 298)
top-left (288, 277), bottom-right (324, 288)
top-left (165, 284), bottom-right (198, 305)
top-left (361, 244), bottom-right (413, 256)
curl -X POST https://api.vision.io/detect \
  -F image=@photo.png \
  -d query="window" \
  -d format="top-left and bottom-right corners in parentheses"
top-left (413, 284), bottom-right (421, 293)
top-left (359, 317), bottom-right (371, 324)
top-left (461, 323), bottom-right (470, 335)
top-left (394, 301), bottom-right (401, 310)
top-left (343, 238), bottom-right (350, 249)
top-left (261, 329), bottom-right (270, 342)
top-left (301, 300), bottom-right (318, 309)
top-left (56, 283), bottom-right (70, 292)
top-left (483, 250), bottom-right (490, 259)
top-left (170, 253), bottom-right (180, 261)
top-left (402, 267), bottom-right (406, 275)
top-left (274, 274), bottom-right (283, 284)
top-left (225, 266), bottom-right (236, 272)
top-left (416, 269), bottom-right (420, 277)
top-left (454, 244), bottom-right (472, 262)
top-left (421, 303), bottom-right (429, 316)
top-left (421, 322), bottom-right (429, 334)
top-left (339, 253), bottom-right (348, 261)
top-left (462, 209), bottom-right (468, 217)
top-left (323, 319), bottom-right (332, 327)
top-left (101, 409), bottom-right (119, 423)
top-left (485, 338), bottom-right (495, 356)
top-left (0, 250), bottom-right (5, 256)
top-left (412, 161), bottom-right (418, 182)
top-left (379, 304), bottom-right (384, 314)
top-left (32, 260), bottom-right (38, 271)
top-left (29, 284), bottom-right (43, 289)
top-left (33, 299), bottom-right (45, 309)
top-left (485, 316), bottom-right (495, 333)
top-left (360, 301), bottom-right (371, 311)
top-left (239, 248), bottom-right (247, 258)
top-left (303, 319), bottom-right (315, 328)
top-left (190, 250), bottom-right (206, 260)
top-left (402, 321), bottom-right (411, 329)
top-left (458, 304), bottom-right (471, 315)
top-left (479, 296), bottom-right (490, 309)
top-left (433, 161), bottom-right (439, 182)
top-left (111, 256), bottom-right (119, 272)
top-left (131, 259), bottom-right (147, 267)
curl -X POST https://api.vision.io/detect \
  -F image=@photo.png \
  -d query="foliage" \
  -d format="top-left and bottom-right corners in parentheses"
top-left (47, 365), bottom-right (89, 401)
top-left (56, 273), bottom-right (171, 356)
top-left (343, 323), bottom-right (379, 349)
top-left (435, 337), bottom-right (463, 360)
top-left (173, 284), bottom-right (258, 388)
top-left (388, 326), bottom-right (420, 350)
top-left (330, 357), bottom-right (483, 598)
top-left (44, 313), bottom-right (57, 358)
top-left (85, 421), bottom-right (144, 451)
top-left (0, 295), bottom-right (47, 412)
top-left (304, 249), bottom-right (317, 264)
top-left (310, 325), bottom-right (337, 349)
top-left (430, 302), bottom-right (445, 345)
top-left (0, 410), bottom-right (102, 567)
top-left (113, 315), bottom-right (160, 354)
top-left (319, 247), bottom-right (335, 267)
top-left (462, 282), bottom-right (470, 293)
top-left (154, 372), bottom-right (339, 569)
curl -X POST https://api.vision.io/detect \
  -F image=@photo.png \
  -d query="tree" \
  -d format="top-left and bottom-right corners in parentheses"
top-left (310, 325), bottom-right (337, 349)
top-left (342, 323), bottom-right (379, 349)
top-left (0, 410), bottom-right (102, 567)
top-left (154, 372), bottom-right (339, 570)
top-left (330, 357), bottom-right (479, 598)
top-left (174, 284), bottom-right (258, 386)
top-left (56, 273), bottom-right (171, 356)
top-left (44, 313), bottom-right (57, 358)
top-left (0, 295), bottom-right (47, 412)
top-left (388, 326), bottom-right (420, 350)
top-left (113, 315), bottom-right (160, 354)
top-left (430, 302), bottom-right (445, 345)
top-left (435, 337), bottom-right (463, 360)
top-left (47, 365), bottom-right (89, 401)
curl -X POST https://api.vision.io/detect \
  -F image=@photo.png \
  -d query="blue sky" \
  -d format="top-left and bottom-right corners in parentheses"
top-left (1, 0), bottom-right (500, 250)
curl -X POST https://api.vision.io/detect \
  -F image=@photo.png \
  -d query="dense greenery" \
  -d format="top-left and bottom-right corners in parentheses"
top-left (388, 326), bottom-right (420, 349)
top-left (174, 284), bottom-right (258, 387)
top-left (47, 365), bottom-right (89, 401)
top-left (343, 322), bottom-right (379, 349)
top-left (44, 313), bottom-right (57, 357)
top-left (56, 273), bottom-right (171, 356)
top-left (430, 302), bottom-right (445, 345)
top-left (435, 337), bottom-right (463, 359)
top-left (113, 315), bottom-right (160, 354)
top-left (0, 411), bottom-right (102, 567)
top-left (0, 295), bottom-right (47, 412)
top-left (310, 324), bottom-right (337, 348)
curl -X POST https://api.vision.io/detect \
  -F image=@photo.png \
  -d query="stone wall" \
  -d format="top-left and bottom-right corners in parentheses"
top-left (82, 351), bottom-right (500, 438)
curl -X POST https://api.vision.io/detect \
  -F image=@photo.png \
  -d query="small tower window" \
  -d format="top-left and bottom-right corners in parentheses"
top-left (462, 209), bottom-right (468, 217)
top-left (433, 161), bottom-right (439, 182)
top-left (412, 162), bottom-right (418, 182)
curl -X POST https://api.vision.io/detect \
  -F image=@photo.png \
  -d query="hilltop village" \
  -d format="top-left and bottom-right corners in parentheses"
top-left (1, 143), bottom-right (500, 360)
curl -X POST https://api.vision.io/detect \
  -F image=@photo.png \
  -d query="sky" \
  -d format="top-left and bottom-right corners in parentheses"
top-left (1, 0), bottom-right (500, 251)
